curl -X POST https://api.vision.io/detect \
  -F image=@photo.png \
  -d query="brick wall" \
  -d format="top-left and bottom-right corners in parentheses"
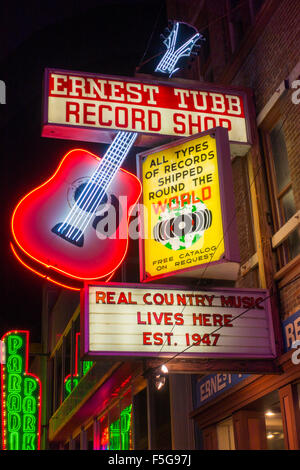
top-left (227, 0), bottom-right (300, 320)
top-left (229, 0), bottom-right (300, 111)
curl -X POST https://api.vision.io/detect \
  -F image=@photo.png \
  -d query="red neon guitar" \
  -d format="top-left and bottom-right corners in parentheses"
top-left (11, 22), bottom-right (203, 290)
top-left (11, 132), bottom-right (141, 289)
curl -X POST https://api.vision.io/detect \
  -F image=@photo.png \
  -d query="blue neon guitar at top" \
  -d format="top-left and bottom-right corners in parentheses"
top-left (155, 21), bottom-right (202, 77)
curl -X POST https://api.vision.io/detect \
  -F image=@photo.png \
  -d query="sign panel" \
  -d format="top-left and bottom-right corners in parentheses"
top-left (193, 373), bottom-right (250, 408)
top-left (82, 283), bottom-right (276, 360)
top-left (1, 331), bottom-right (41, 450)
top-left (137, 128), bottom-right (240, 282)
top-left (42, 68), bottom-right (252, 153)
top-left (282, 310), bottom-right (300, 352)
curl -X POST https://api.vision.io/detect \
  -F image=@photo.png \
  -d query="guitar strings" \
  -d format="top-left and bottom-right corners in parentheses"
top-left (58, 155), bottom-right (107, 233)
top-left (70, 132), bottom-right (137, 241)
top-left (64, 132), bottom-right (137, 242)
top-left (63, 132), bottom-right (130, 237)
top-left (155, 21), bottom-right (178, 73)
top-left (162, 33), bottom-right (201, 74)
top-left (69, 132), bottom-right (137, 240)
top-left (63, 132), bottom-right (132, 239)
top-left (59, 132), bottom-right (133, 237)
top-left (156, 21), bottom-right (200, 75)
top-left (74, 132), bottom-right (138, 241)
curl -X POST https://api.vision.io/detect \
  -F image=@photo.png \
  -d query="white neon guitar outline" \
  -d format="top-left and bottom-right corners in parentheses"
top-left (56, 22), bottom-right (203, 245)
top-left (155, 21), bottom-right (203, 77)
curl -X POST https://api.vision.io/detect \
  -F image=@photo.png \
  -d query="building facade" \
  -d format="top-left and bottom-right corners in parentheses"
top-left (38, 0), bottom-right (300, 450)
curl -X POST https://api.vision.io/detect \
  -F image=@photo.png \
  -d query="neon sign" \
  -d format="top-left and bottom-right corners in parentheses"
top-left (138, 128), bottom-right (240, 281)
top-left (109, 405), bottom-right (132, 450)
top-left (155, 22), bottom-right (202, 77)
top-left (43, 69), bottom-right (251, 150)
top-left (11, 148), bottom-right (142, 290)
top-left (100, 424), bottom-right (109, 450)
top-left (1, 331), bottom-right (41, 450)
top-left (99, 405), bottom-right (132, 451)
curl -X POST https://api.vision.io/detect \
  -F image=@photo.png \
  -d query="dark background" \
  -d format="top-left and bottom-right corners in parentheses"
top-left (0, 0), bottom-right (167, 341)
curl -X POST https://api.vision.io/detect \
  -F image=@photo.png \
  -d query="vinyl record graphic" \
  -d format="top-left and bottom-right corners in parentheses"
top-left (153, 201), bottom-right (212, 251)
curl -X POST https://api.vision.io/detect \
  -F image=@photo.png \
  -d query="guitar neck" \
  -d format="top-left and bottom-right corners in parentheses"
top-left (92, 131), bottom-right (138, 189)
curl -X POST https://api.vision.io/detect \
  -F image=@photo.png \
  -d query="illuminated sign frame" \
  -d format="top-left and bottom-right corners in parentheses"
top-left (1, 330), bottom-right (42, 450)
top-left (42, 68), bottom-right (253, 155)
top-left (137, 127), bottom-right (240, 283)
top-left (81, 282), bottom-right (277, 360)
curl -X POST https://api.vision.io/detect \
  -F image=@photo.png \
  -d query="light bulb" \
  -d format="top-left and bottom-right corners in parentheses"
top-left (155, 375), bottom-right (166, 390)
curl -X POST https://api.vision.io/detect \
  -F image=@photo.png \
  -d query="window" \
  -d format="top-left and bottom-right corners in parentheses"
top-left (151, 376), bottom-right (172, 449)
top-left (133, 387), bottom-right (148, 450)
top-left (86, 425), bottom-right (94, 450)
top-left (217, 417), bottom-right (235, 449)
top-left (96, 393), bottom-right (133, 450)
top-left (264, 121), bottom-right (300, 265)
top-left (239, 390), bottom-right (286, 450)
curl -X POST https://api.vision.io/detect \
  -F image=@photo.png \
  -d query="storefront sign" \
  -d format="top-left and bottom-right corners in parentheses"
top-left (1, 331), bottom-right (41, 450)
top-left (193, 373), bottom-right (250, 408)
top-left (82, 283), bottom-right (276, 359)
top-left (137, 128), bottom-right (240, 282)
top-left (282, 310), bottom-right (300, 352)
top-left (42, 68), bottom-right (252, 153)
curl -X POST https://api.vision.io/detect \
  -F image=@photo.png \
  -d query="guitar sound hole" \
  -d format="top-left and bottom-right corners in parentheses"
top-left (74, 183), bottom-right (108, 212)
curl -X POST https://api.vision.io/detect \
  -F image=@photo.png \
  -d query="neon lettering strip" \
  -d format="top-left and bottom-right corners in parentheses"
top-left (1, 331), bottom-right (41, 450)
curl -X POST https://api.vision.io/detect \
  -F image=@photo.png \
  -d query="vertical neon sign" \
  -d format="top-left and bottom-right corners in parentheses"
top-left (1, 331), bottom-right (41, 450)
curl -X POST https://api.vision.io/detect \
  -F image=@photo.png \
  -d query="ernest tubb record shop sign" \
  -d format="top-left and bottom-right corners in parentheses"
top-left (42, 68), bottom-right (252, 154)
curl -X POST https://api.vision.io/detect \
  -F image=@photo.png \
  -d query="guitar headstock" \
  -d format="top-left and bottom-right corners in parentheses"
top-left (155, 21), bottom-right (204, 77)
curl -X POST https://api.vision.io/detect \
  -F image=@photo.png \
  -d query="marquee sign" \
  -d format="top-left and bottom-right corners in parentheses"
top-left (81, 283), bottom-right (276, 359)
top-left (137, 128), bottom-right (240, 282)
top-left (1, 331), bottom-right (41, 450)
top-left (42, 68), bottom-right (252, 154)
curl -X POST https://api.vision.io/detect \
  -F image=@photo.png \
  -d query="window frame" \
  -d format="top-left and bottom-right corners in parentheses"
top-left (260, 110), bottom-right (299, 267)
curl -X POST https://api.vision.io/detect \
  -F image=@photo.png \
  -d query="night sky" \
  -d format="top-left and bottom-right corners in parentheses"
top-left (0, 0), bottom-right (166, 341)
